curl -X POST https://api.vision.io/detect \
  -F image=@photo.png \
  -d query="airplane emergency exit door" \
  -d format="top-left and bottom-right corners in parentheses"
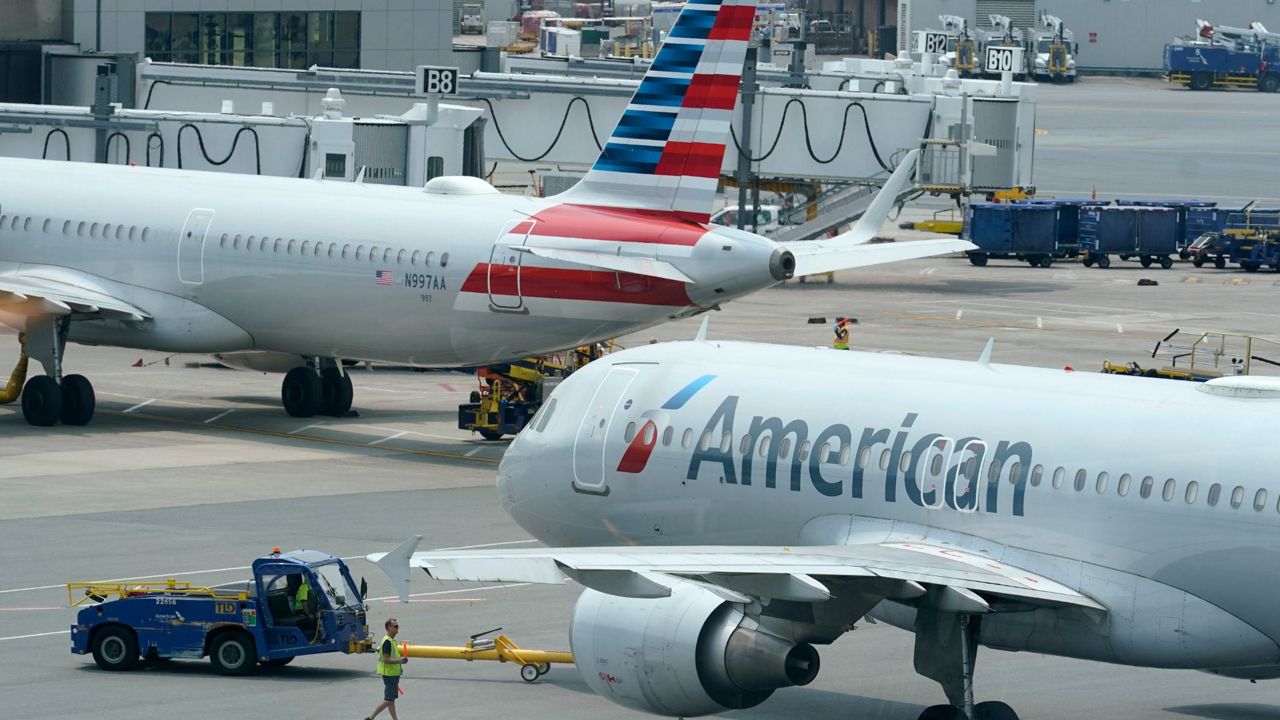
top-left (177, 208), bottom-right (215, 285)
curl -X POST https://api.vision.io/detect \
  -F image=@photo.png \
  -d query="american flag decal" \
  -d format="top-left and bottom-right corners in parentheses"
top-left (375, 270), bottom-right (393, 286)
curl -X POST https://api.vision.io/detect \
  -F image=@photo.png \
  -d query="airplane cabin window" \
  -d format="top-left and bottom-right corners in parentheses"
top-left (739, 435), bottom-right (750, 455)
top-left (662, 426), bottom-right (673, 447)
top-left (1231, 486), bottom-right (1245, 509)
top-left (356, 245), bottom-right (365, 260)
top-left (1052, 467), bottom-right (1065, 489)
top-left (288, 239), bottom-right (298, 254)
top-left (328, 244), bottom-right (336, 258)
top-left (1029, 464), bottom-right (1044, 487)
top-left (103, 223), bottom-right (112, 238)
top-left (426, 251), bottom-right (436, 266)
top-left (397, 249), bottom-right (407, 264)
top-left (1073, 469), bottom-right (1087, 492)
top-left (441, 252), bottom-right (450, 267)
top-left (720, 432), bottom-right (732, 453)
top-left (383, 248), bottom-right (392, 263)
top-left (987, 459), bottom-right (1002, 484)
top-left (302, 240), bottom-right (311, 255)
top-left (1254, 488), bottom-right (1268, 512)
top-left (0, 214), bottom-right (7, 227)
top-left (698, 431), bottom-right (711, 451)
top-left (779, 437), bottom-right (793, 458)
top-left (624, 422), bottom-right (636, 442)
top-left (271, 238), bottom-right (281, 253)
top-left (141, 227), bottom-right (151, 242)
top-left (1207, 483), bottom-right (1221, 506)
top-left (412, 250), bottom-right (422, 265)
top-left (91, 222), bottom-right (100, 237)
top-left (115, 225), bottom-right (123, 240)
top-left (857, 447), bottom-right (869, 468)
top-left (839, 444), bottom-right (851, 465)
top-left (42, 219), bottom-right (50, 233)
top-left (342, 244), bottom-right (351, 259)
top-left (11, 216), bottom-right (20, 230)
top-left (23, 217), bottom-right (32, 231)
top-left (63, 221), bottom-right (71, 235)
top-left (77, 222), bottom-right (86, 237)
top-left (1008, 461), bottom-right (1022, 485)
top-left (1184, 481), bottom-right (1199, 504)
top-left (129, 226), bottom-right (138, 241)
top-left (643, 423), bottom-right (656, 446)
top-left (758, 436), bottom-right (771, 457)
top-left (1117, 473), bottom-right (1131, 497)
top-left (899, 451), bottom-right (912, 472)
top-left (798, 440), bottom-right (811, 462)
top-left (879, 448), bottom-right (891, 471)
top-left (1096, 471), bottom-right (1109, 494)
top-left (1140, 476), bottom-right (1154, 499)
top-left (1162, 478), bottom-right (1176, 502)
top-left (681, 428), bottom-right (692, 449)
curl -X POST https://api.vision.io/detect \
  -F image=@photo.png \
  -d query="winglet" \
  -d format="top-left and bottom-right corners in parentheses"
top-left (839, 149), bottom-right (921, 246)
top-left (370, 535), bottom-right (422, 604)
top-left (695, 315), bottom-right (710, 342)
top-left (977, 337), bottom-right (994, 366)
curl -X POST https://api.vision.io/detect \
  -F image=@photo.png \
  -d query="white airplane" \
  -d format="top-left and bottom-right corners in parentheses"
top-left (0, 0), bottom-right (970, 428)
top-left (372, 336), bottom-right (1280, 720)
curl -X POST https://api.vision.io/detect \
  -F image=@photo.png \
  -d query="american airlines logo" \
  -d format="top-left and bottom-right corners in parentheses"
top-left (616, 374), bottom-right (716, 475)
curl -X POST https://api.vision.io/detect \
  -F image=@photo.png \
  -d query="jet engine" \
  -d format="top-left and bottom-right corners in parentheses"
top-left (570, 582), bottom-right (820, 717)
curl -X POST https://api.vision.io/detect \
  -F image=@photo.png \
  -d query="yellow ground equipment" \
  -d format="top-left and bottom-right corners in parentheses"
top-left (1102, 329), bottom-right (1280, 381)
top-left (0, 333), bottom-right (28, 404)
top-left (399, 627), bottom-right (574, 683)
top-left (459, 343), bottom-right (614, 440)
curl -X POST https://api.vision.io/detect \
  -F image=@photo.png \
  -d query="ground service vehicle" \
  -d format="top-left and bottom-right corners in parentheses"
top-left (69, 550), bottom-right (371, 675)
top-left (1166, 21), bottom-right (1280, 91)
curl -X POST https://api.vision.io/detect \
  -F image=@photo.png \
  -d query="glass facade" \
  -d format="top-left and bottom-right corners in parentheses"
top-left (144, 12), bottom-right (360, 69)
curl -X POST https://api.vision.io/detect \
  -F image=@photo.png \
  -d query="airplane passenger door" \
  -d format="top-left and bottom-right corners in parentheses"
top-left (488, 219), bottom-right (535, 312)
top-left (572, 366), bottom-right (639, 495)
top-left (177, 208), bottom-right (215, 285)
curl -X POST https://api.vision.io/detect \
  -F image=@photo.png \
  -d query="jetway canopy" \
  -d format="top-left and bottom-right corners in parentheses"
top-left (133, 59), bottom-right (1036, 188)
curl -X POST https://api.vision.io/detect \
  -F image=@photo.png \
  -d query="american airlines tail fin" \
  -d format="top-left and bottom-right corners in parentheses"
top-left (553, 0), bottom-right (758, 222)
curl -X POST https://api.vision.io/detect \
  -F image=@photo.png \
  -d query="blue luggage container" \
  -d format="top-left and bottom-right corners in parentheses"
top-left (964, 203), bottom-right (1059, 267)
top-left (1115, 199), bottom-right (1217, 255)
top-left (1079, 207), bottom-right (1139, 267)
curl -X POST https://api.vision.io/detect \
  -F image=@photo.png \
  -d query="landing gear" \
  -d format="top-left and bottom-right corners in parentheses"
top-left (912, 609), bottom-right (1021, 720)
top-left (282, 362), bottom-right (356, 418)
top-left (16, 318), bottom-right (97, 427)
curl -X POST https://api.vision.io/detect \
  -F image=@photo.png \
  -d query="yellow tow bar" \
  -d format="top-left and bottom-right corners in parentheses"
top-left (0, 333), bottom-right (29, 404)
top-left (399, 630), bottom-right (573, 683)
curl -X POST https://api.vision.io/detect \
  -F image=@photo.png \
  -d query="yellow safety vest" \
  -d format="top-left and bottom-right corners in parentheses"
top-left (833, 325), bottom-right (850, 350)
top-left (376, 634), bottom-right (403, 676)
top-left (293, 579), bottom-right (310, 612)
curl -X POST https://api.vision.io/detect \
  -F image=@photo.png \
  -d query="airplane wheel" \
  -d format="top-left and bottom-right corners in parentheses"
top-left (21, 376), bottom-right (63, 427)
top-left (1160, 256), bottom-right (1174, 269)
top-left (92, 626), bottom-right (139, 671)
top-left (917, 705), bottom-right (966, 720)
top-left (520, 663), bottom-right (540, 683)
top-left (975, 700), bottom-right (1021, 720)
top-left (60, 374), bottom-right (96, 426)
top-left (281, 368), bottom-right (323, 418)
top-left (320, 368), bottom-right (353, 417)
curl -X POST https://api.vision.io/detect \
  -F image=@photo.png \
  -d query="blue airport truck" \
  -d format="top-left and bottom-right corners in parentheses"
top-left (1165, 43), bottom-right (1280, 91)
top-left (69, 549), bottom-right (373, 675)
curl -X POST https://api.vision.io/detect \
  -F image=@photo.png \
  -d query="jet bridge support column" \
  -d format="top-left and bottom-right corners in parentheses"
top-left (735, 46), bottom-right (757, 232)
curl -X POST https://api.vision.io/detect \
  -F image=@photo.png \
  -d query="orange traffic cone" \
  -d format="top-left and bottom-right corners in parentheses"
top-left (131, 358), bottom-right (143, 367)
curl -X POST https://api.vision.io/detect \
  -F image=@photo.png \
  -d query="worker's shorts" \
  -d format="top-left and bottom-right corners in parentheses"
top-left (382, 674), bottom-right (400, 702)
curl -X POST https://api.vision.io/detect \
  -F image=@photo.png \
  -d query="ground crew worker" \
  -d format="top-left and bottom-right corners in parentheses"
top-left (833, 316), bottom-right (852, 350)
top-left (366, 618), bottom-right (408, 720)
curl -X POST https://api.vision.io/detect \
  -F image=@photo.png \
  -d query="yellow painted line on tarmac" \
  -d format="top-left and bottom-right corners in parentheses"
top-left (97, 408), bottom-right (504, 466)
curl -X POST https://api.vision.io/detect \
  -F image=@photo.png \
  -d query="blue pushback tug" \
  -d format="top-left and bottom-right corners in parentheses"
top-left (69, 549), bottom-right (373, 675)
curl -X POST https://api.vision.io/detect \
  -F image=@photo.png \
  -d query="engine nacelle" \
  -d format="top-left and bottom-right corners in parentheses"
top-left (570, 582), bottom-right (820, 717)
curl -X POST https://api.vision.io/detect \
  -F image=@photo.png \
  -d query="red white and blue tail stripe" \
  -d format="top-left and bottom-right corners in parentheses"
top-left (554, 0), bottom-right (757, 223)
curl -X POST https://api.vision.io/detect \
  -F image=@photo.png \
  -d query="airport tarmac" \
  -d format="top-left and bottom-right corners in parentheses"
top-left (3, 77), bottom-right (1280, 720)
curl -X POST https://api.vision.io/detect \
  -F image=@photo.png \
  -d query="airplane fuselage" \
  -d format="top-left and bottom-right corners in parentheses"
top-left (0, 158), bottom-right (781, 366)
top-left (500, 341), bottom-right (1280, 675)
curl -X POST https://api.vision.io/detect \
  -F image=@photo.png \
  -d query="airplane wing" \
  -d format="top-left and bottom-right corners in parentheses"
top-left (782, 149), bottom-right (976, 276)
top-left (368, 537), bottom-right (1104, 612)
top-left (0, 270), bottom-right (149, 321)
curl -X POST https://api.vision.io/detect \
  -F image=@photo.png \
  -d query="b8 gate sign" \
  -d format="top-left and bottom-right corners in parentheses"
top-left (416, 65), bottom-right (460, 95)
top-left (984, 46), bottom-right (1023, 74)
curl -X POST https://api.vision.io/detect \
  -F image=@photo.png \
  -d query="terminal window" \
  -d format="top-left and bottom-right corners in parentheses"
top-left (145, 12), bottom-right (360, 69)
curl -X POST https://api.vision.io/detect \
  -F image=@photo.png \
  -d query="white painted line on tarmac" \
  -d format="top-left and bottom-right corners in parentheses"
top-left (465, 448), bottom-right (482, 457)
top-left (204, 409), bottom-right (235, 424)
top-left (289, 423), bottom-right (320, 435)
top-left (369, 431), bottom-right (409, 446)
top-left (122, 398), bottom-right (156, 413)
top-left (1037, 316), bottom-right (1043, 329)
top-left (1116, 324), bottom-right (1125, 334)
top-left (955, 310), bottom-right (963, 320)
top-left (0, 556), bottom-right (364, 595)
top-left (0, 630), bottom-right (68, 642)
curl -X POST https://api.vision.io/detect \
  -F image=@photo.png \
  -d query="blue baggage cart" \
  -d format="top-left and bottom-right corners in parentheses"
top-left (1133, 207), bottom-right (1178, 268)
top-left (964, 203), bottom-right (1059, 267)
top-left (1115, 199), bottom-right (1217, 256)
top-left (1016, 199), bottom-right (1101, 257)
top-left (1079, 206), bottom-right (1139, 268)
